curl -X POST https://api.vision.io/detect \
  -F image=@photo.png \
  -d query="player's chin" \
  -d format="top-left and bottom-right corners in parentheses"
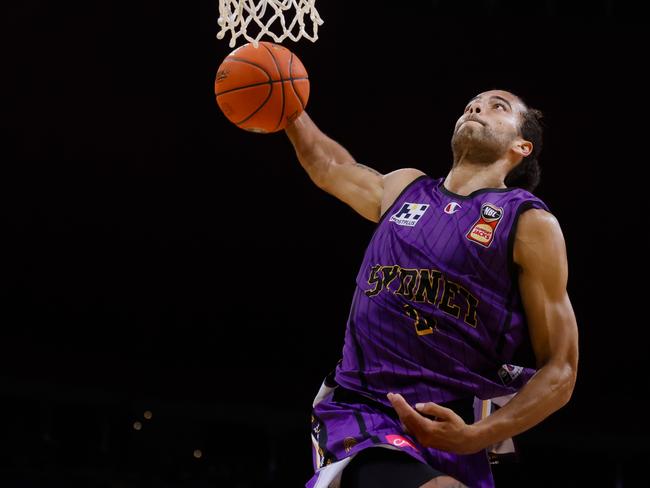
top-left (454, 123), bottom-right (479, 137)
top-left (452, 126), bottom-right (480, 146)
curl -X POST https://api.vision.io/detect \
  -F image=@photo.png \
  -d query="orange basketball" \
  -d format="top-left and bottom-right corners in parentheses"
top-left (214, 41), bottom-right (310, 133)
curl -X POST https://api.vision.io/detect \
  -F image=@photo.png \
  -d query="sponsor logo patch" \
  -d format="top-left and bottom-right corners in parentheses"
top-left (390, 203), bottom-right (429, 227)
top-left (385, 434), bottom-right (420, 452)
top-left (444, 202), bottom-right (462, 214)
top-left (466, 203), bottom-right (504, 247)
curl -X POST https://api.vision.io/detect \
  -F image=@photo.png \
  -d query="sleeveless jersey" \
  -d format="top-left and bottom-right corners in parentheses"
top-left (334, 175), bottom-right (549, 406)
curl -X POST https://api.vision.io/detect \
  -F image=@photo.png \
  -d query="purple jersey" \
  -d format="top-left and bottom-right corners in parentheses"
top-left (334, 175), bottom-right (549, 406)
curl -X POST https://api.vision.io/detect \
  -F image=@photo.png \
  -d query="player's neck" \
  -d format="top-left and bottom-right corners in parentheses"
top-left (444, 160), bottom-right (508, 196)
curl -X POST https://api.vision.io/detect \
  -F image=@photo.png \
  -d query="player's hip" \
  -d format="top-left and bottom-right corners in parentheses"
top-left (308, 382), bottom-right (493, 488)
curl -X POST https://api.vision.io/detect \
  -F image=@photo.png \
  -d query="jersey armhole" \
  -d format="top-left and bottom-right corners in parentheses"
top-left (376, 174), bottom-right (430, 226)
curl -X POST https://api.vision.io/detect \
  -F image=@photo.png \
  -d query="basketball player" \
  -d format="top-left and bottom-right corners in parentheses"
top-left (285, 90), bottom-right (579, 488)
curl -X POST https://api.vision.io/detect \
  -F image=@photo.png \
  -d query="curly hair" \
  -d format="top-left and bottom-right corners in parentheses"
top-left (505, 106), bottom-right (544, 193)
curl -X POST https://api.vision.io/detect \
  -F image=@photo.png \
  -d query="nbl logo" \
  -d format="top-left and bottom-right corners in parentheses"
top-left (390, 203), bottom-right (429, 227)
top-left (466, 202), bottom-right (504, 247)
top-left (481, 204), bottom-right (502, 221)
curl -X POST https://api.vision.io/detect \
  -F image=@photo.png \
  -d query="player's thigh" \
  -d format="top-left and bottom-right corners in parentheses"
top-left (341, 447), bottom-right (459, 488)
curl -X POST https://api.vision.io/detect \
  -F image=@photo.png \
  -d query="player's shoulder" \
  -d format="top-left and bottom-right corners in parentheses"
top-left (380, 168), bottom-right (427, 215)
top-left (513, 207), bottom-right (568, 273)
top-left (515, 208), bottom-right (565, 260)
top-left (518, 208), bottom-right (560, 235)
top-left (382, 168), bottom-right (427, 193)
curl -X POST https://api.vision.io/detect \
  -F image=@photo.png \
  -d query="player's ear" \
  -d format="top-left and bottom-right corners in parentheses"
top-left (513, 139), bottom-right (533, 158)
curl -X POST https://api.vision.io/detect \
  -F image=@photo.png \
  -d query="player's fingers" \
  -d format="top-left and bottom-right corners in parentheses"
top-left (414, 402), bottom-right (451, 419)
top-left (387, 393), bottom-right (429, 431)
top-left (387, 392), bottom-right (411, 413)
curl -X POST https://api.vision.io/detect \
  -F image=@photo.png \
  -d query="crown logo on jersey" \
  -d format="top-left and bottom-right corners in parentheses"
top-left (390, 203), bottom-right (429, 227)
top-left (466, 203), bottom-right (504, 248)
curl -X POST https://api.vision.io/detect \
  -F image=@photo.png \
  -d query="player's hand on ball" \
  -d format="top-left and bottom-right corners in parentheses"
top-left (387, 392), bottom-right (481, 455)
top-left (214, 41), bottom-right (309, 133)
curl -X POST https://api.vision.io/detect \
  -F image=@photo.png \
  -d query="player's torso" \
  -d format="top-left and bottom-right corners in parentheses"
top-left (338, 175), bottom-right (548, 401)
top-left (358, 175), bottom-right (520, 341)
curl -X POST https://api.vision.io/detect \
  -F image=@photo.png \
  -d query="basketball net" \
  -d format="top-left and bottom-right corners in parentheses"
top-left (217, 0), bottom-right (323, 48)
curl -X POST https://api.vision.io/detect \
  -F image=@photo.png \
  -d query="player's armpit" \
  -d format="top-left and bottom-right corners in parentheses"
top-left (323, 166), bottom-right (424, 223)
top-left (380, 168), bottom-right (427, 218)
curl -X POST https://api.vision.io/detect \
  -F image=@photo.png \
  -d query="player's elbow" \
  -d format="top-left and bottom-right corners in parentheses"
top-left (561, 342), bottom-right (579, 407)
top-left (553, 361), bottom-right (578, 409)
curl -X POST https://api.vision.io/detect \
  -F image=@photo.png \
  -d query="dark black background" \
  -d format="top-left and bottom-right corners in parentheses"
top-left (1, 1), bottom-right (647, 486)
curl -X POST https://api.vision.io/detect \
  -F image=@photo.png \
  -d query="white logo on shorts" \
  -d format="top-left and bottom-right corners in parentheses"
top-left (498, 364), bottom-right (524, 385)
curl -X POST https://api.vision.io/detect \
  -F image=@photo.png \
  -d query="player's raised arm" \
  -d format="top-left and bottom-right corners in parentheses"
top-left (285, 112), bottom-right (424, 222)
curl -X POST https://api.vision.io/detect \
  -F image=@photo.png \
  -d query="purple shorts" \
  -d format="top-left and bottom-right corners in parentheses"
top-left (306, 383), bottom-right (494, 488)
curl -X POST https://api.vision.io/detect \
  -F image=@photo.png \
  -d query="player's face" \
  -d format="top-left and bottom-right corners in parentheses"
top-left (455, 90), bottom-right (524, 136)
top-left (451, 90), bottom-right (526, 165)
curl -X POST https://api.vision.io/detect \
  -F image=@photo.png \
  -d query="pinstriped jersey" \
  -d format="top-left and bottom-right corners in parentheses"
top-left (334, 175), bottom-right (550, 406)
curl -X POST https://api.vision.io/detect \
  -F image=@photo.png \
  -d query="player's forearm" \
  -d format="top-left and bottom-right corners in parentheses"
top-left (470, 361), bottom-right (576, 450)
top-left (285, 111), bottom-right (356, 189)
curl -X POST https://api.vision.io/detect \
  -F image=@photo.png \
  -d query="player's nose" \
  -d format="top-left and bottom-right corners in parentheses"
top-left (468, 100), bottom-right (483, 114)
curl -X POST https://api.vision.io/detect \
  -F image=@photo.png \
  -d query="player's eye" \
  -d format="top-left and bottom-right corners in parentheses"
top-left (494, 103), bottom-right (506, 110)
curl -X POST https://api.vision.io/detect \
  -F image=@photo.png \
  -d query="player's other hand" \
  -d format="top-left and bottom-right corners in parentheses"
top-left (387, 392), bottom-right (481, 455)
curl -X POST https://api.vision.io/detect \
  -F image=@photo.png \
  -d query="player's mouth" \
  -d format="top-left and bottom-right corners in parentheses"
top-left (462, 116), bottom-right (485, 126)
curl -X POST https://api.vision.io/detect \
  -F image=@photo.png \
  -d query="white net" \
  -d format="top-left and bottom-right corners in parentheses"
top-left (217, 0), bottom-right (323, 48)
